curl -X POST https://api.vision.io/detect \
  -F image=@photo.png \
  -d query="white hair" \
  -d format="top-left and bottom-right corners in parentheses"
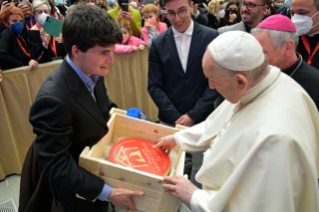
top-left (32, 0), bottom-right (52, 13)
top-left (212, 58), bottom-right (269, 82)
top-left (251, 28), bottom-right (299, 50)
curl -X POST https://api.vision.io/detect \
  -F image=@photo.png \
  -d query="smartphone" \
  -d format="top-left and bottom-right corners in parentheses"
top-left (43, 16), bottom-right (63, 37)
top-left (121, 3), bottom-right (129, 12)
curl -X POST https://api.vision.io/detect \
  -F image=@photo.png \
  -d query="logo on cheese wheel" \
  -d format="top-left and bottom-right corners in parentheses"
top-left (109, 138), bottom-right (171, 176)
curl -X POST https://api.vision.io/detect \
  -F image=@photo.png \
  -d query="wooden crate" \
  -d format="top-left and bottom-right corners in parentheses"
top-left (79, 108), bottom-right (186, 212)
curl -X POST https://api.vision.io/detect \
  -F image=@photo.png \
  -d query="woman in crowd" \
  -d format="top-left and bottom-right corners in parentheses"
top-left (114, 23), bottom-right (146, 54)
top-left (97, 0), bottom-right (109, 10)
top-left (54, 0), bottom-right (69, 17)
top-left (206, 0), bottom-right (224, 29)
top-left (0, 5), bottom-right (38, 70)
top-left (28, 0), bottom-right (58, 63)
top-left (140, 4), bottom-right (167, 48)
top-left (223, 0), bottom-right (241, 26)
top-left (107, 0), bottom-right (117, 10)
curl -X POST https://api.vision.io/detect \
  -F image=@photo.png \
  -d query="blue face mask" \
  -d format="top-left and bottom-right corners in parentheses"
top-left (55, 0), bottom-right (64, 6)
top-left (10, 22), bottom-right (24, 34)
top-left (108, 0), bottom-right (115, 5)
top-left (223, 2), bottom-right (227, 8)
top-left (283, 0), bottom-right (291, 8)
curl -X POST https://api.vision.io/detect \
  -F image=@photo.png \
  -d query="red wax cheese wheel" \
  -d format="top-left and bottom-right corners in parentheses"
top-left (109, 138), bottom-right (171, 176)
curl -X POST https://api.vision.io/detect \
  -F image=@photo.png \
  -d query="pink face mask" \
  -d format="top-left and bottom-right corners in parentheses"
top-left (122, 34), bottom-right (130, 43)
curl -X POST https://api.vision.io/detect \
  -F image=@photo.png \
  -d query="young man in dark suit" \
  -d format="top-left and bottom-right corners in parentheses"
top-left (28, 4), bottom-right (143, 212)
top-left (148, 0), bottom-right (218, 187)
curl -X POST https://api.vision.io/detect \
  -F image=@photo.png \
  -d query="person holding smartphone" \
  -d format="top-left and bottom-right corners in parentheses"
top-left (140, 4), bottom-right (167, 48)
top-left (108, 0), bottom-right (142, 37)
top-left (28, 0), bottom-right (57, 63)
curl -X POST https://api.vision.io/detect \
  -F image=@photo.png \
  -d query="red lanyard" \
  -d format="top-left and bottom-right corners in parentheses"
top-left (36, 23), bottom-right (57, 56)
top-left (16, 36), bottom-right (31, 58)
top-left (302, 35), bottom-right (319, 65)
top-left (161, 15), bottom-right (165, 22)
top-left (120, 9), bottom-right (131, 24)
top-left (26, 19), bottom-right (34, 31)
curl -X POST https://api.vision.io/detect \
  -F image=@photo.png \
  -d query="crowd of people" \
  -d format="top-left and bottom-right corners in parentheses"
top-left (0, 0), bottom-right (318, 211)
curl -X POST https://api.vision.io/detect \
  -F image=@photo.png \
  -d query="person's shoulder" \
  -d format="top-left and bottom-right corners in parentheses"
top-left (158, 22), bottom-right (167, 29)
top-left (153, 27), bottom-right (170, 43)
top-left (108, 7), bottom-right (118, 15)
top-left (0, 29), bottom-right (14, 37)
top-left (218, 21), bottom-right (245, 34)
top-left (196, 22), bottom-right (218, 36)
top-left (130, 8), bottom-right (140, 15)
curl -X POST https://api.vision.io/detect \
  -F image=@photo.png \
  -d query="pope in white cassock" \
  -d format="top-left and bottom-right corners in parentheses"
top-left (154, 31), bottom-right (319, 212)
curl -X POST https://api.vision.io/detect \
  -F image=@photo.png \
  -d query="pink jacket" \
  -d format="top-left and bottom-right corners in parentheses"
top-left (114, 36), bottom-right (146, 54)
top-left (141, 22), bottom-right (168, 45)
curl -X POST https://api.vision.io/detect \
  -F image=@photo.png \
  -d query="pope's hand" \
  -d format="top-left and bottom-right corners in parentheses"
top-left (162, 175), bottom-right (199, 205)
top-left (153, 134), bottom-right (176, 154)
top-left (109, 188), bottom-right (144, 211)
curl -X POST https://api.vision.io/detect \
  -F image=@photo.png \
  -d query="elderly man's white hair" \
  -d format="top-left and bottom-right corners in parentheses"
top-left (251, 28), bottom-right (299, 51)
top-left (32, 0), bottom-right (52, 13)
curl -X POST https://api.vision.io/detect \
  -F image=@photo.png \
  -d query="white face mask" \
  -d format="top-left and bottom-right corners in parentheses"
top-left (292, 10), bottom-right (319, 36)
top-left (217, 9), bottom-right (225, 18)
top-left (275, 2), bottom-right (284, 8)
top-left (88, 2), bottom-right (95, 4)
top-left (37, 12), bottom-right (48, 25)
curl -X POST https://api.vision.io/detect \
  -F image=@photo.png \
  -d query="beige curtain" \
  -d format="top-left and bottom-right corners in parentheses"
top-left (0, 49), bottom-right (158, 180)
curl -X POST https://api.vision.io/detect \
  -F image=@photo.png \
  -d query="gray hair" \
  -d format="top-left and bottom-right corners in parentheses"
top-left (32, 0), bottom-right (52, 13)
top-left (212, 58), bottom-right (269, 82)
top-left (251, 28), bottom-right (299, 50)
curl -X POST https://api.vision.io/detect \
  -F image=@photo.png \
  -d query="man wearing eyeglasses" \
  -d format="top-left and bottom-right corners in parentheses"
top-left (148, 0), bottom-right (218, 187)
top-left (218, 0), bottom-right (269, 34)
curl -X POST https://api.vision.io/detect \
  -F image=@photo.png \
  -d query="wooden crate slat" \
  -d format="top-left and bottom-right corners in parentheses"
top-left (131, 195), bottom-right (159, 212)
top-left (113, 114), bottom-right (178, 143)
top-left (100, 176), bottom-right (162, 200)
top-left (157, 188), bottom-right (181, 212)
top-left (99, 160), bottom-right (164, 191)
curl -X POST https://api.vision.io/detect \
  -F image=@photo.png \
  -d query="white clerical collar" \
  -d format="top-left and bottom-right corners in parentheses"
top-left (172, 20), bottom-right (194, 38)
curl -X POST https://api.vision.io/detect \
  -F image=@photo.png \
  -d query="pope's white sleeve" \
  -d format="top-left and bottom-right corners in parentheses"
top-left (174, 121), bottom-right (209, 152)
top-left (191, 189), bottom-right (218, 212)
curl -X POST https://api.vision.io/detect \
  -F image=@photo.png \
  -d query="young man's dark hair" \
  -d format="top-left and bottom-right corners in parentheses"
top-left (62, 3), bottom-right (122, 57)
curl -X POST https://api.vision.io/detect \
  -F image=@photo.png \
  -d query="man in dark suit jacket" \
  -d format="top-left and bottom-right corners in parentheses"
top-left (27, 4), bottom-right (143, 212)
top-left (148, 0), bottom-right (218, 187)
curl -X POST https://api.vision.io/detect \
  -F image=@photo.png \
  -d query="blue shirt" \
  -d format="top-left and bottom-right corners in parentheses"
top-left (66, 55), bottom-right (113, 200)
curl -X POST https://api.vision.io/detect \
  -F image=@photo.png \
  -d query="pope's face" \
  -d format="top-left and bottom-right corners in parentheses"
top-left (75, 45), bottom-right (115, 77)
top-left (203, 51), bottom-right (240, 104)
top-left (253, 31), bottom-right (285, 70)
top-left (291, 0), bottom-right (319, 35)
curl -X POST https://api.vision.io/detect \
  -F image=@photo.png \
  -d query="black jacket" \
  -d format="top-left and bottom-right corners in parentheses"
top-left (0, 30), bottom-right (30, 70)
top-left (29, 59), bottom-right (115, 212)
top-left (297, 34), bottom-right (319, 70)
top-left (283, 56), bottom-right (319, 110)
top-left (148, 22), bottom-right (218, 124)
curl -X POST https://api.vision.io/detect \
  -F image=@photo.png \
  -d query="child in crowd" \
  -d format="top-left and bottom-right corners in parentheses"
top-left (114, 23), bottom-right (146, 54)
top-left (140, 4), bottom-right (167, 48)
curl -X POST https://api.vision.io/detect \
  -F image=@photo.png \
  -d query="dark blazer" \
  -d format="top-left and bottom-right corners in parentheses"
top-left (148, 22), bottom-right (218, 124)
top-left (28, 59), bottom-right (115, 212)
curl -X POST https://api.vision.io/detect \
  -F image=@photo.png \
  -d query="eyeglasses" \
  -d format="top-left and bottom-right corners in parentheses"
top-left (239, 2), bottom-right (265, 10)
top-left (35, 10), bottom-right (50, 15)
top-left (166, 8), bottom-right (188, 20)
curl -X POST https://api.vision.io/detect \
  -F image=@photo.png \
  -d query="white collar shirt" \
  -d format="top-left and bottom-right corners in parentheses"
top-left (172, 20), bottom-right (194, 73)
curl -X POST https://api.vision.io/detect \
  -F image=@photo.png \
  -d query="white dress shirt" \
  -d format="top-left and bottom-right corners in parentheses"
top-left (172, 20), bottom-right (194, 73)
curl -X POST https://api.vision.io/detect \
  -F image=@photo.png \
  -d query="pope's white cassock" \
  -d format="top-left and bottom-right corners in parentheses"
top-left (174, 66), bottom-right (319, 212)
